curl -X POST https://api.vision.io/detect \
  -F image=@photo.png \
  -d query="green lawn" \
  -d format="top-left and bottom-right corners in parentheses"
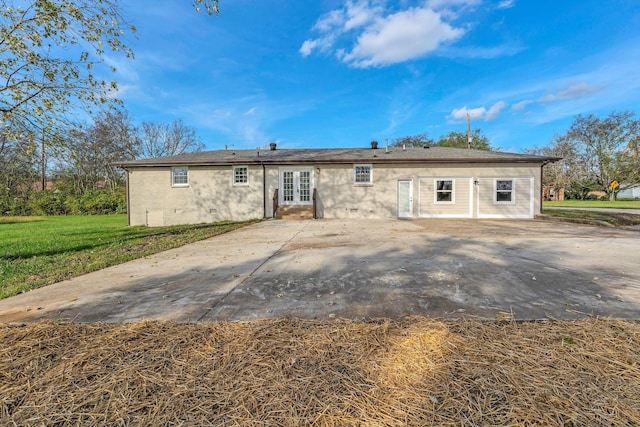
top-left (544, 199), bottom-right (640, 209)
top-left (0, 215), bottom-right (255, 299)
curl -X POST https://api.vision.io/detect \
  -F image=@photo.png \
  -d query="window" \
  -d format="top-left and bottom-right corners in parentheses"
top-left (495, 179), bottom-right (514, 203)
top-left (233, 166), bottom-right (248, 185)
top-left (172, 167), bottom-right (189, 187)
top-left (435, 179), bottom-right (454, 203)
top-left (354, 165), bottom-right (372, 184)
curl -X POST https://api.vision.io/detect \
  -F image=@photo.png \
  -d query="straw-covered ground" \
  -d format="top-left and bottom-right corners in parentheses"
top-left (1, 317), bottom-right (639, 426)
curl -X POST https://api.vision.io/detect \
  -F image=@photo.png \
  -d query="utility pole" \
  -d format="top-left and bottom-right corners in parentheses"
top-left (41, 129), bottom-right (46, 191)
top-left (467, 113), bottom-right (472, 149)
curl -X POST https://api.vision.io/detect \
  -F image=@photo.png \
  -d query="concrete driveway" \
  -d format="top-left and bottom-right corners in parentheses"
top-left (1, 219), bottom-right (639, 323)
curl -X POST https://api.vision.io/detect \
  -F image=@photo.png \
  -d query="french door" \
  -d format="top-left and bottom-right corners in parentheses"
top-left (280, 168), bottom-right (313, 205)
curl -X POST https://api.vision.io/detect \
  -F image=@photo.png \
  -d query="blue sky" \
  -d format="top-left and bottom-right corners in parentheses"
top-left (113, 0), bottom-right (640, 153)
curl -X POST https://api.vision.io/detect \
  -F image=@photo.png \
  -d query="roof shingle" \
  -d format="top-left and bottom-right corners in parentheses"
top-left (115, 146), bottom-right (560, 167)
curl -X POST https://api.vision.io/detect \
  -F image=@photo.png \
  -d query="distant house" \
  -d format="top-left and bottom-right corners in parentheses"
top-left (617, 186), bottom-right (640, 199)
top-left (114, 143), bottom-right (559, 226)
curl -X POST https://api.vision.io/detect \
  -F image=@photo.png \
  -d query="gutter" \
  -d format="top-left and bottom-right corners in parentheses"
top-left (119, 166), bottom-right (131, 226)
top-left (114, 157), bottom-right (562, 168)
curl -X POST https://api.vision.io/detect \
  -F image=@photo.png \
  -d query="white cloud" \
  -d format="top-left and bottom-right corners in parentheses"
top-left (313, 9), bottom-right (345, 32)
top-left (300, 0), bottom-right (474, 67)
top-left (485, 100), bottom-right (506, 120)
top-left (511, 99), bottom-right (533, 110)
top-left (450, 101), bottom-right (506, 121)
top-left (497, 0), bottom-right (515, 9)
top-left (299, 40), bottom-right (318, 57)
top-left (538, 82), bottom-right (606, 102)
top-left (344, 0), bottom-right (382, 30)
top-left (343, 7), bottom-right (465, 67)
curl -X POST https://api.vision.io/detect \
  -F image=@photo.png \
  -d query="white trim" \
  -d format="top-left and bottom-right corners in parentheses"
top-left (171, 166), bottom-right (189, 187)
top-left (398, 179), bottom-right (413, 218)
top-left (278, 167), bottom-right (314, 205)
top-left (232, 165), bottom-right (249, 186)
top-left (353, 164), bottom-right (373, 186)
top-left (433, 178), bottom-right (455, 205)
top-left (494, 178), bottom-right (515, 204)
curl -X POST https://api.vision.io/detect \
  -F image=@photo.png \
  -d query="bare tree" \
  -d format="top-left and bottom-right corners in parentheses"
top-left (56, 110), bottom-right (138, 193)
top-left (528, 134), bottom-right (590, 199)
top-left (136, 120), bottom-right (205, 159)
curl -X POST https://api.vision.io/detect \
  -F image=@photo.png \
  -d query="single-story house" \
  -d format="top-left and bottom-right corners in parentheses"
top-left (617, 185), bottom-right (640, 199)
top-left (114, 143), bottom-right (560, 226)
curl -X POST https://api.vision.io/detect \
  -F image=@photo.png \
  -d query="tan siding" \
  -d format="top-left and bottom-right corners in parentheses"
top-left (477, 177), bottom-right (534, 218)
top-left (419, 177), bottom-right (472, 218)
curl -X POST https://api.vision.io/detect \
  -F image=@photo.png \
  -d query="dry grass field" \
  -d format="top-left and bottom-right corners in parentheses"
top-left (1, 317), bottom-right (639, 426)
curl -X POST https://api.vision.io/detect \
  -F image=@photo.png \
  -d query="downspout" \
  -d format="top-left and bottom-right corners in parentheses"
top-left (262, 162), bottom-right (267, 219)
top-left (539, 164), bottom-right (544, 215)
top-left (124, 168), bottom-right (131, 226)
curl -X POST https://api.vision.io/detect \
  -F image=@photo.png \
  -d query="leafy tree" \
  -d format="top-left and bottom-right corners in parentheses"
top-left (136, 120), bottom-right (205, 159)
top-left (564, 111), bottom-right (640, 201)
top-left (193, 0), bottom-right (219, 14)
top-left (0, 0), bottom-right (137, 143)
top-left (0, 0), bottom-right (219, 145)
top-left (391, 132), bottom-right (433, 148)
top-left (435, 129), bottom-right (495, 151)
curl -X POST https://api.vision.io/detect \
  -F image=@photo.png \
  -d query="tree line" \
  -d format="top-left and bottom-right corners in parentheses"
top-left (0, 0), bottom-right (217, 216)
top-left (0, 110), bottom-right (204, 216)
top-left (528, 111), bottom-right (640, 201)
top-left (393, 111), bottom-right (640, 201)
top-left (391, 129), bottom-right (495, 151)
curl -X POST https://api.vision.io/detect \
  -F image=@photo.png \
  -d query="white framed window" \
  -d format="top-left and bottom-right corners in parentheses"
top-left (495, 179), bottom-right (514, 203)
top-left (354, 164), bottom-right (372, 185)
top-left (233, 166), bottom-right (249, 185)
top-left (434, 179), bottom-right (455, 204)
top-left (171, 167), bottom-right (189, 187)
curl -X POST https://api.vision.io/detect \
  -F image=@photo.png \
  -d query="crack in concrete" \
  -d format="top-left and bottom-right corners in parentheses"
top-left (198, 222), bottom-right (309, 321)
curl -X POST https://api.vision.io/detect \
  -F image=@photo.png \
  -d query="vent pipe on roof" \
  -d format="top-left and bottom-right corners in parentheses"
top-left (371, 140), bottom-right (378, 149)
top-left (385, 138), bottom-right (389, 154)
top-left (270, 142), bottom-right (277, 151)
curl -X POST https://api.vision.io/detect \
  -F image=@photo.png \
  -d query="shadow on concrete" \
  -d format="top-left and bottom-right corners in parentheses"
top-left (5, 219), bottom-right (639, 323)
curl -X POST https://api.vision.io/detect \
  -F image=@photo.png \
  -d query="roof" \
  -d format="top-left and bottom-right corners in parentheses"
top-left (114, 146), bottom-right (560, 168)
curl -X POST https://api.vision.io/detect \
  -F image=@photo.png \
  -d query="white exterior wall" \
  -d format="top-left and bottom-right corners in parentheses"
top-left (127, 165), bottom-right (264, 226)
top-left (126, 161), bottom-right (543, 226)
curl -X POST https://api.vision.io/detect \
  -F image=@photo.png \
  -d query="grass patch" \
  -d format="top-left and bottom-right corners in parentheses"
top-left (544, 199), bottom-right (640, 209)
top-left (542, 208), bottom-right (640, 226)
top-left (0, 215), bottom-right (256, 299)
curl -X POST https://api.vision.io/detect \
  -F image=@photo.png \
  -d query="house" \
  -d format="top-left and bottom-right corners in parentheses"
top-left (114, 143), bottom-right (560, 226)
top-left (617, 186), bottom-right (640, 199)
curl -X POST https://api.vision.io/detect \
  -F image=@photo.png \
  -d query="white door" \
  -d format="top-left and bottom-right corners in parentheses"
top-left (398, 179), bottom-right (413, 218)
top-left (280, 168), bottom-right (313, 205)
